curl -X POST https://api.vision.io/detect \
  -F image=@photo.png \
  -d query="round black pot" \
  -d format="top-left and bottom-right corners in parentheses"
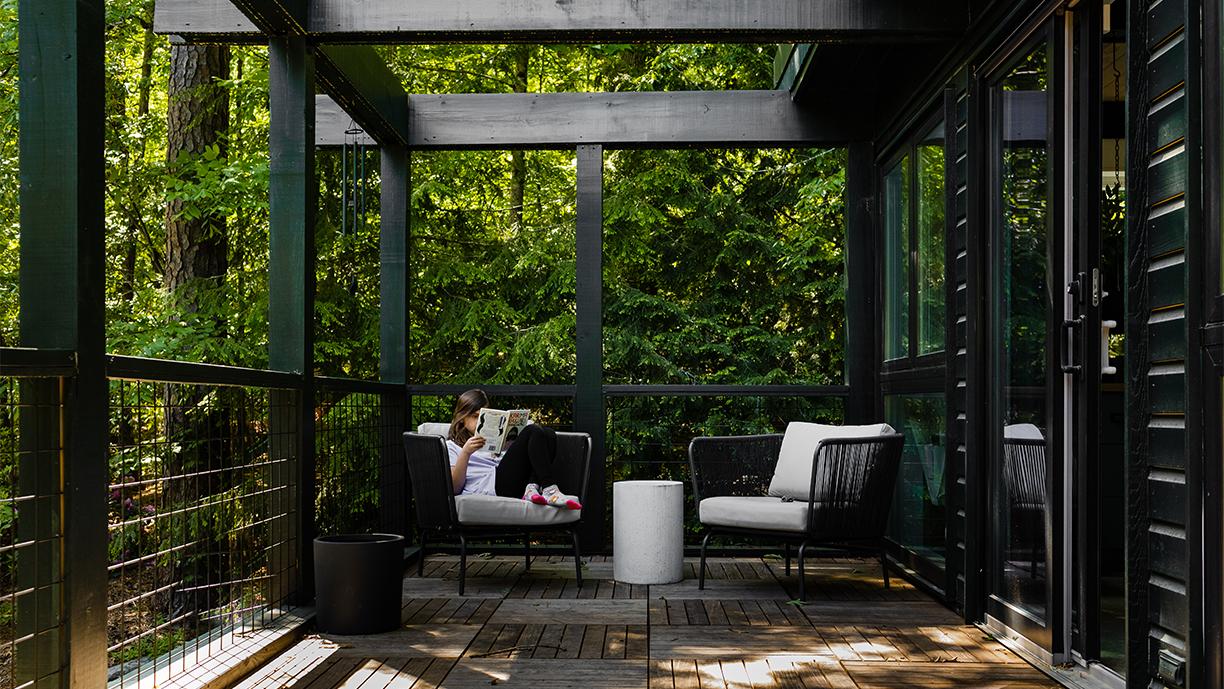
top-left (313, 533), bottom-right (404, 635)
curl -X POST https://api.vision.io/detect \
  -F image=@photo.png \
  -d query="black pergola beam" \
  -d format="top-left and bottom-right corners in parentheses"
top-left (227, 0), bottom-right (306, 34)
top-left (314, 90), bottom-right (866, 149)
top-left (155, 0), bottom-right (966, 43)
top-left (315, 45), bottom-right (409, 147)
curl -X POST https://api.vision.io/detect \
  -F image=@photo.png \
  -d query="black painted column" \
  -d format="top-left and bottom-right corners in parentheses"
top-left (575, 145), bottom-right (606, 551)
top-left (18, 1), bottom-right (107, 686)
top-left (380, 144), bottom-right (410, 536)
top-left (845, 142), bottom-right (879, 424)
top-left (269, 36), bottom-right (317, 602)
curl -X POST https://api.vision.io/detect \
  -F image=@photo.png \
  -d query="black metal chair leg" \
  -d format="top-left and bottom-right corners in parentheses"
top-left (418, 533), bottom-right (427, 576)
top-left (796, 541), bottom-right (808, 602)
top-left (524, 532), bottom-right (531, 571)
top-left (699, 531), bottom-right (713, 590)
top-left (784, 542), bottom-right (791, 575)
top-left (880, 547), bottom-right (890, 589)
top-left (458, 534), bottom-right (467, 596)
top-left (570, 528), bottom-right (583, 589)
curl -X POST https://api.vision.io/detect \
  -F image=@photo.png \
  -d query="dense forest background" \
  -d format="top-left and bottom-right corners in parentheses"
top-left (0, 0), bottom-right (847, 386)
top-left (0, 0), bottom-right (849, 673)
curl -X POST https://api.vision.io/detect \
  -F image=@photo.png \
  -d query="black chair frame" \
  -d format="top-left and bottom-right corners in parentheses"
top-left (689, 433), bottom-right (905, 601)
top-left (403, 431), bottom-right (591, 595)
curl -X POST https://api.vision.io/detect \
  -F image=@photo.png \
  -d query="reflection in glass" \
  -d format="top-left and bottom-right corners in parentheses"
top-left (917, 125), bottom-right (946, 355)
top-left (996, 43), bottom-right (1050, 622)
top-left (885, 394), bottom-right (946, 570)
top-left (884, 159), bottom-right (910, 360)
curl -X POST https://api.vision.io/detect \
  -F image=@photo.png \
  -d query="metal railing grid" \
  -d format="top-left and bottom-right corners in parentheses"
top-left (0, 375), bottom-right (66, 689)
top-left (314, 381), bottom-right (407, 538)
top-left (105, 377), bottom-right (299, 686)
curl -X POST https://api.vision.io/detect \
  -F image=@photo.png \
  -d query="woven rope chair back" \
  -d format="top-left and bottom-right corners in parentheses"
top-left (807, 434), bottom-right (904, 540)
top-left (687, 433), bottom-right (785, 503)
top-left (1002, 437), bottom-right (1047, 509)
top-left (402, 433), bottom-right (459, 531)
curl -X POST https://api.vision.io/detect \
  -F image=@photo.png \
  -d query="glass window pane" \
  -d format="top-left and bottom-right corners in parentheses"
top-left (996, 43), bottom-right (1051, 622)
top-left (883, 158), bottom-right (910, 361)
top-left (917, 125), bottom-right (946, 355)
top-left (885, 393), bottom-right (947, 571)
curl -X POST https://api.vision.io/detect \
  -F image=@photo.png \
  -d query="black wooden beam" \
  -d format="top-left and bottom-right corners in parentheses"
top-left (227, 0), bottom-right (306, 34)
top-left (844, 141), bottom-right (878, 424)
top-left (379, 145), bottom-right (409, 384)
top-left (574, 145), bottom-right (605, 552)
top-left (314, 45), bottom-right (409, 147)
top-left (18, 1), bottom-right (108, 686)
top-left (314, 90), bottom-right (865, 149)
top-left (154, 0), bottom-right (966, 43)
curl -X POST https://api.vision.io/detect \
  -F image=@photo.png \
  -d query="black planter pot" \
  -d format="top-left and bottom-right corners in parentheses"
top-left (313, 533), bottom-right (404, 635)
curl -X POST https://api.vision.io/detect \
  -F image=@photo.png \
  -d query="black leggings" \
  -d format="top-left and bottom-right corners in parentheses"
top-left (494, 424), bottom-right (560, 498)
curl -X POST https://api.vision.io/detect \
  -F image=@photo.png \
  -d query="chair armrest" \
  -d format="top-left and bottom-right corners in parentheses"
top-left (555, 431), bottom-right (592, 506)
top-left (402, 432), bottom-right (460, 531)
top-left (688, 433), bottom-right (784, 504)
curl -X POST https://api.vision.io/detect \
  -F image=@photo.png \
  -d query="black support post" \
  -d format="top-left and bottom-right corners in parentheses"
top-left (380, 144), bottom-right (410, 536)
top-left (575, 145), bottom-right (605, 551)
top-left (269, 36), bottom-right (317, 602)
top-left (845, 142), bottom-right (879, 424)
top-left (380, 145), bottom-right (409, 385)
top-left (18, 1), bottom-right (108, 686)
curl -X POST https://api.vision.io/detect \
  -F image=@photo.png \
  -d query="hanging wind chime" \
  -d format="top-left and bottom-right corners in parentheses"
top-left (341, 123), bottom-right (367, 296)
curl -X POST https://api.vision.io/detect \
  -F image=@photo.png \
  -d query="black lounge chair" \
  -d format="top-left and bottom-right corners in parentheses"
top-left (689, 424), bottom-right (904, 601)
top-left (402, 428), bottom-right (591, 595)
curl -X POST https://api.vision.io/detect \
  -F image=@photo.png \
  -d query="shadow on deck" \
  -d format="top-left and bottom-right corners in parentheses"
top-left (234, 555), bottom-right (1058, 688)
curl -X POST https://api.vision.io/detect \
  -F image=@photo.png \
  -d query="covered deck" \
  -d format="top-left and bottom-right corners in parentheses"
top-left (234, 555), bottom-right (1055, 689)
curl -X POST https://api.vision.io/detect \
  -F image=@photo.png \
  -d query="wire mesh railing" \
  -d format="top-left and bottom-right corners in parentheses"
top-left (314, 379), bottom-right (408, 538)
top-left (105, 373), bottom-right (300, 686)
top-left (0, 373), bottom-right (67, 689)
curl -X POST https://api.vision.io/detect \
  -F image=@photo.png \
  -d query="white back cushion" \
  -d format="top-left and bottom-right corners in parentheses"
top-left (768, 422), bottom-right (895, 499)
top-left (1003, 423), bottom-right (1044, 441)
top-left (417, 422), bottom-right (451, 437)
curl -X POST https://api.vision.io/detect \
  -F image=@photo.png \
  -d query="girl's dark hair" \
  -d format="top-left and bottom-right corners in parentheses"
top-left (448, 389), bottom-right (488, 444)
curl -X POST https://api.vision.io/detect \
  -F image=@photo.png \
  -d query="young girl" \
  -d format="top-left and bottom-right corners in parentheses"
top-left (446, 389), bottom-right (581, 509)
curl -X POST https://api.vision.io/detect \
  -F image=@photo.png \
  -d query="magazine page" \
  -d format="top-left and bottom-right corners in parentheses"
top-left (475, 408), bottom-right (510, 454)
top-left (475, 408), bottom-right (532, 455)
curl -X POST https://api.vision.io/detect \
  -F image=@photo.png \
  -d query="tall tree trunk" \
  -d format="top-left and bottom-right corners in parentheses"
top-left (508, 47), bottom-right (529, 231)
top-left (164, 44), bottom-right (230, 307)
top-left (162, 44), bottom-right (232, 617)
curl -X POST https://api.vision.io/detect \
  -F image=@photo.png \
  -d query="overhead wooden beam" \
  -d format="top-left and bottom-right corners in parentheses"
top-left (155, 0), bottom-right (966, 44)
top-left (314, 90), bottom-right (865, 149)
top-left (227, 0), bottom-right (306, 34)
top-left (314, 45), bottom-right (409, 147)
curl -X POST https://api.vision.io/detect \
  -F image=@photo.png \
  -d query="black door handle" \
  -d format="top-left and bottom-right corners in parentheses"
top-left (1061, 317), bottom-right (1083, 374)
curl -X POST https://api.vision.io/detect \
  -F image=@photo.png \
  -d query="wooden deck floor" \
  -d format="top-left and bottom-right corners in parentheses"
top-left (234, 555), bottom-right (1059, 689)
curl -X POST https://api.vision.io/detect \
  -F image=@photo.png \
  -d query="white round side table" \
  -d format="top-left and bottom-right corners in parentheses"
top-left (612, 480), bottom-right (685, 584)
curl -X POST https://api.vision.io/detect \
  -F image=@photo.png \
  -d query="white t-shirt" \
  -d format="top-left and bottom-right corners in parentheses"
top-left (446, 440), bottom-right (499, 496)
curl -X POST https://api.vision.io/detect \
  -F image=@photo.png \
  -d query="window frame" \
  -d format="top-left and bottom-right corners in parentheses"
top-left (880, 108), bottom-right (951, 374)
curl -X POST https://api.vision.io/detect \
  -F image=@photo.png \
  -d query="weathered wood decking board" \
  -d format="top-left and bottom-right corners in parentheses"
top-left (232, 555), bottom-right (1059, 688)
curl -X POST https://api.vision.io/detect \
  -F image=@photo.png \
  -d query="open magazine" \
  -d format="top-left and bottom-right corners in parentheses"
top-left (475, 408), bottom-right (530, 456)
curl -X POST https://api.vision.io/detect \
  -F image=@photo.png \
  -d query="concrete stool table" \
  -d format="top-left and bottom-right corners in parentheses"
top-left (613, 480), bottom-right (684, 584)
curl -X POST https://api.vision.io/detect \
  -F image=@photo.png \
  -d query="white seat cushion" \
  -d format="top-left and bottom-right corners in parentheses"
top-left (768, 422), bottom-right (895, 500)
top-left (417, 422), bottom-right (451, 437)
top-left (455, 494), bottom-right (580, 526)
top-left (699, 496), bottom-right (811, 533)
